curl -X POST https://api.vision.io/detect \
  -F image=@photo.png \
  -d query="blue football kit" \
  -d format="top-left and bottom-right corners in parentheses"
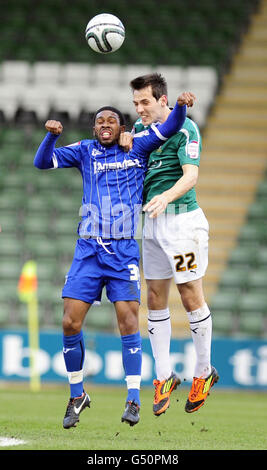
top-left (34, 101), bottom-right (186, 407)
top-left (34, 102), bottom-right (186, 305)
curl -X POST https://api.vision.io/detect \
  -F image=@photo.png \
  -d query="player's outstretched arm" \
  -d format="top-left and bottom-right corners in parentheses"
top-left (135, 100), bottom-right (187, 155)
top-left (33, 120), bottom-right (63, 169)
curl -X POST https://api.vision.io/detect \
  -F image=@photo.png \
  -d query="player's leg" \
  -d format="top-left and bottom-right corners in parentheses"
top-left (177, 278), bottom-right (212, 378)
top-left (62, 298), bottom-right (91, 429)
top-left (114, 300), bottom-right (141, 426)
top-left (143, 230), bottom-right (174, 382)
top-left (60, 239), bottom-right (104, 428)
top-left (146, 278), bottom-right (181, 416)
top-left (104, 248), bottom-right (142, 427)
top-left (62, 297), bottom-right (91, 396)
top-left (147, 278), bottom-right (173, 381)
top-left (115, 300), bottom-right (141, 399)
top-left (143, 221), bottom-right (181, 415)
top-left (105, 237), bottom-right (142, 403)
top-left (169, 208), bottom-right (218, 412)
top-left (61, 239), bottom-right (103, 400)
top-left (177, 279), bottom-right (219, 412)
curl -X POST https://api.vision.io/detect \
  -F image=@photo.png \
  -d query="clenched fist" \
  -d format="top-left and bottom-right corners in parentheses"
top-left (45, 120), bottom-right (63, 135)
top-left (119, 131), bottom-right (133, 152)
top-left (177, 92), bottom-right (196, 108)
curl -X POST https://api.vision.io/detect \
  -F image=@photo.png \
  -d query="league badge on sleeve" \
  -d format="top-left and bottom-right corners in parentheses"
top-left (188, 140), bottom-right (199, 159)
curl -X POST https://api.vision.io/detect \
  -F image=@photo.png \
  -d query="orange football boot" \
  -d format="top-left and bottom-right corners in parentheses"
top-left (185, 366), bottom-right (219, 413)
top-left (153, 372), bottom-right (181, 416)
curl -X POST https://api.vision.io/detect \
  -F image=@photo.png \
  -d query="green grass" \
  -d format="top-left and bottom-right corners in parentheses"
top-left (0, 384), bottom-right (267, 450)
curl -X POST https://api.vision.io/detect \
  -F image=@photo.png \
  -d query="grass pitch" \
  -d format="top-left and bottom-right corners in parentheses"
top-left (0, 384), bottom-right (266, 451)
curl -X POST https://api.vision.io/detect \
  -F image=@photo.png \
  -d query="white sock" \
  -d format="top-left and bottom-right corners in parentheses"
top-left (187, 303), bottom-right (212, 378)
top-left (148, 308), bottom-right (172, 381)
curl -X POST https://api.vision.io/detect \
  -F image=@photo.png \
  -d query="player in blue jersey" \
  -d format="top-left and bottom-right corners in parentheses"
top-left (33, 92), bottom-right (195, 428)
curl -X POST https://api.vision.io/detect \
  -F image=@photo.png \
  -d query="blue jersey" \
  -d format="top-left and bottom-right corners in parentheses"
top-left (52, 133), bottom-right (157, 239)
top-left (34, 103), bottom-right (186, 239)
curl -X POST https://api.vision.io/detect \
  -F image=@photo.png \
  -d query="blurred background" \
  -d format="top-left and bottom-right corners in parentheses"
top-left (0, 0), bottom-right (267, 386)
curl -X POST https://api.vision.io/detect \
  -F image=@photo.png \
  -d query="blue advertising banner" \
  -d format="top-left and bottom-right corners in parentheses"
top-left (0, 329), bottom-right (267, 389)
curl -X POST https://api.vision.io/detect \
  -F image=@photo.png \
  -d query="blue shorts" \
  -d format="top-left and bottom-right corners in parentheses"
top-left (62, 237), bottom-right (141, 304)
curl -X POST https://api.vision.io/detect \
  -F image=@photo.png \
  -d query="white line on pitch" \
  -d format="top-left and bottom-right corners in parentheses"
top-left (0, 436), bottom-right (27, 447)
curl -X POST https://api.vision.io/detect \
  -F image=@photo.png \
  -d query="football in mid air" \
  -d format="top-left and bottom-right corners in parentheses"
top-left (85, 13), bottom-right (125, 53)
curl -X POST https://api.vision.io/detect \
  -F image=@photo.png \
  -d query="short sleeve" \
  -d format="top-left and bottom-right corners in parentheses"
top-left (178, 123), bottom-right (202, 167)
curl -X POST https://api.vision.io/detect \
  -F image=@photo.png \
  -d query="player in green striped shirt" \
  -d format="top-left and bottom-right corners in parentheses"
top-left (125, 73), bottom-right (219, 416)
top-left (134, 113), bottom-right (201, 215)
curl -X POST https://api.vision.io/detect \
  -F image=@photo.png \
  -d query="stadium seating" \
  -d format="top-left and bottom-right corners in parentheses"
top-left (238, 311), bottom-right (265, 336)
top-left (0, 61), bottom-right (218, 128)
top-left (211, 310), bottom-right (235, 335)
top-left (211, 169), bottom-right (267, 337)
top-left (0, 0), bottom-right (259, 66)
top-left (218, 268), bottom-right (248, 292)
top-left (0, 0), bottom-right (260, 127)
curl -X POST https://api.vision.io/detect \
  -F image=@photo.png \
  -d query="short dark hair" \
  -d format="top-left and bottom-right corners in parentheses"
top-left (93, 106), bottom-right (125, 126)
top-left (130, 73), bottom-right (168, 100)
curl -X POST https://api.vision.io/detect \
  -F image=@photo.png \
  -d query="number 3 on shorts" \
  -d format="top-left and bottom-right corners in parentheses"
top-left (128, 264), bottom-right (140, 281)
top-left (174, 252), bottom-right (197, 272)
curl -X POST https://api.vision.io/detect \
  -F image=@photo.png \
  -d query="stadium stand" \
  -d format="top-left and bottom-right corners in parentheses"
top-left (0, 61), bottom-right (217, 127)
top-left (207, 0), bottom-right (267, 338)
top-left (0, 0), bottom-right (260, 126)
top-left (0, 0), bottom-right (266, 337)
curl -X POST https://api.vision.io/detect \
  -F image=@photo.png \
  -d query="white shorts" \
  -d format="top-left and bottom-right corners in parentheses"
top-left (142, 208), bottom-right (209, 284)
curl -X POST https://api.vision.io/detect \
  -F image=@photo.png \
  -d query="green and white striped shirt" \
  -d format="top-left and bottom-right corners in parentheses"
top-left (133, 116), bottom-right (202, 214)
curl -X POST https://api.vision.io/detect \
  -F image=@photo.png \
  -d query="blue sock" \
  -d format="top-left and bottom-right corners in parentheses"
top-left (63, 331), bottom-right (85, 398)
top-left (121, 331), bottom-right (142, 406)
